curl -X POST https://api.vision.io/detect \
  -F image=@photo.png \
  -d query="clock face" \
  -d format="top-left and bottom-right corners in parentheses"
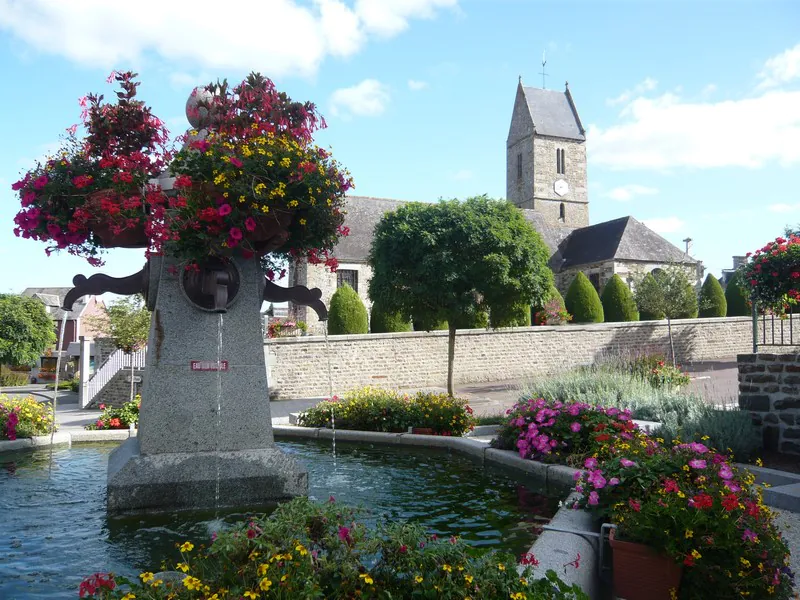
top-left (554, 179), bottom-right (569, 197)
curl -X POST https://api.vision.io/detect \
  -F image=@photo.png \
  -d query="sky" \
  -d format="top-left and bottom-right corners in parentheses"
top-left (1, 0), bottom-right (799, 298)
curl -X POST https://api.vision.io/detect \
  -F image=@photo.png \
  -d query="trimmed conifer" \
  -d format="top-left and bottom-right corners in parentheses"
top-left (370, 300), bottom-right (412, 333)
top-left (601, 274), bottom-right (639, 322)
top-left (699, 274), bottom-right (727, 317)
top-left (565, 272), bottom-right (604, 323)
top-left (675, 284), bottom-right (699, 319)
top-left (327, 284), bottom-right (369, 335)
top-left (725, 271), bottom-right (751, 316)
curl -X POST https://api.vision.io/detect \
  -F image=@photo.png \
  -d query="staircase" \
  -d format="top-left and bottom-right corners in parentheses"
top-left (82, 348), bottom-right (147, 408)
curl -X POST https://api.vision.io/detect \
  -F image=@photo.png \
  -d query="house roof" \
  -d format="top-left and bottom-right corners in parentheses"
top-left (521, 85), bottom-right (586, 141)
top-left (557, 216), bottom-right (699, 269)
top-left (21, 287), bottom-right (90, 319)
top-left (333, 196), bottom-right (410, 262)
top-left (521, 211), bottom-right (574, 255)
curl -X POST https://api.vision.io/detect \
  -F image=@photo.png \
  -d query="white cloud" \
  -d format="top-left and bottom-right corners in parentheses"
top-left (603, 184), bottom-right (658, 202)
top-left (329, 79), bottom-right (390, 118)
top-left (769, 203), bottom-right (800, 213)
top-left (642, 217), bottom-right (685, 234)
top-left (450, 169), bottom-right (473, 181)
top-left (408, 79), bottom-right (428, 91)
top-left (0, 0), bottom-right (457, 78)
top-left (758, 43), bottom-right (800, 89)
top-left (606, 77), bottom-right (658, 106)
top-left (589, 89), bottom-right (800, 170)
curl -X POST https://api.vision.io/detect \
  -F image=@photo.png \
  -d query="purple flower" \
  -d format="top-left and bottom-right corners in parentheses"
top-left (570, 422), bottom-right (581, 433)
top-left (588, 491), bottom-right (599, 505)
top-left (587, 470), bottom-right (607, 490)
top-left (718, 465), bottom-right (734, 480)
top-left (608, 477), bottom-right (620, 486)
top-left (584, 457), bottom-right (597, 469)
top-left (573, 470), bottom-right (583, 482)
top-left (620, 459), bottom-right (636, 467)
top-left (742, 529), bottom-right (758, 542)
top-left (690, 442), bottom-right (709, 454)
top-left (688, 459), bottom-right (707, 469)
top-left (724, 480), bottom-right (741, 492)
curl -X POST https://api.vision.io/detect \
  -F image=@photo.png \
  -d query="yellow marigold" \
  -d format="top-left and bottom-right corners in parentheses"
top-left (295, 544), bottom-right (308, 556)
top-left (259, 578), bottom-right (273, 591)
top-left (182, 576), bottom-right (202, 590)
top-left (139, 572), bottom-right (154, 583)
top-left (176, 562), bottom-right (189, 573)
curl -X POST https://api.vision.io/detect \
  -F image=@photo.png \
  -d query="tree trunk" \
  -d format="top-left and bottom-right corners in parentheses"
top-left (667, 317), bottom-right (677, 367)
top-left (447, 324), bottom-right (457, 397)
top-left (129, 356), bottom-right (135, 404)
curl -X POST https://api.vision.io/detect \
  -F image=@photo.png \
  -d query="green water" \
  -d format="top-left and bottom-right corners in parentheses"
top-left (0, 440), bottom-right (558, 599)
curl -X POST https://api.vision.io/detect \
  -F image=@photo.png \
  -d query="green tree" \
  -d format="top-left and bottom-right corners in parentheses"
top-left (725, 271), bottom-right (751, 317)
top-left (698, 274), bottom-right (727, 318)
top-left (328, 284), bottom-right (368, 335)
top-left (368, 195), bottom-right (553, 395)
top-left (675, 284), bottom-right (699, 319)
top-left (600, 274), bottom-right (639, 322)
top-left (490, 303), bottom-right (531, 327)
top-left (370, 300), bottom-right (412, 333)
top-left (0, 294), bottom-right (56, 367)
top-left (636, 274), bottom-right (665, 320)
top-left (564, 272), bottom-right (604, 323)
top-left (88, 294), bottom-right (151, 402)
top-left (634, 267), bottom-right (697, 366)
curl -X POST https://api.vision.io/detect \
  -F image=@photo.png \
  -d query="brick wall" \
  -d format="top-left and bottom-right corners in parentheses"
top-left (737, 352), bottom-right (800, 455)
top-left (266, 316), bottom-right (751, 399)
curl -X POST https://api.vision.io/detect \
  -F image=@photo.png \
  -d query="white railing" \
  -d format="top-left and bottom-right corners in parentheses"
top-left (82, 347), bottom-right (147, 408)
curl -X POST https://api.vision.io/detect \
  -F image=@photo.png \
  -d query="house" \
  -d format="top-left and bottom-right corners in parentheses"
top-left (21, 287), bottom-right (106, 351)
top-left (289, 80), bottom-right (703, 332)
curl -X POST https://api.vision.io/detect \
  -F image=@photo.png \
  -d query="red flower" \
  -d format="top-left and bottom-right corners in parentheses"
top-left (683, 554), bottom-right (695, 567)
top-left (721, 493), bottom-right (739, 512)
top-left (595, 434), bottom-right (611, 442)
top-left (628, 498), bottom-right (642, 512)
top-left (689, 493), bottom-right (714, 510)
top-left (520, 552), bottom-right (540, 566)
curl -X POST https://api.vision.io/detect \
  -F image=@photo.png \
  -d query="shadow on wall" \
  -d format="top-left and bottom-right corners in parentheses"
top-left (592, 320), bottom-right (699, 366)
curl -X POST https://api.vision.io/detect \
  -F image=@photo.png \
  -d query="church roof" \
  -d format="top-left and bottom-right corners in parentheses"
top-left (558, 216), bottom-right (698, 269)
top-left (521, 86), bottom-right (586, 141)
top-left (334, 196), bottom-right (409, 262)
top-left (520, 211), bottom-right (574, 254)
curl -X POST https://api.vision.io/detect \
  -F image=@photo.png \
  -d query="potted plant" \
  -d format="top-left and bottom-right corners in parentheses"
top-left (742, 234), bottom-right (800, 315)
top-left (12, 71), bottom-right (170, 266)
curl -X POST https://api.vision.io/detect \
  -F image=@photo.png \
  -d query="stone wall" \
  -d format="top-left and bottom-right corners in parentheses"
top-left (91, 368), bottom-right (145, 408)
top-left (266, 316), bottom-right (751, 399)
top-left (738, 352), bottom-right (800, 455)
top-left (531, 136), bottom-right (588, 228)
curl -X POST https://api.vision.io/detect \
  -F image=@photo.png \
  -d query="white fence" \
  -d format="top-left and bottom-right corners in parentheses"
top-left (82, 348), bottom-right (147, 408)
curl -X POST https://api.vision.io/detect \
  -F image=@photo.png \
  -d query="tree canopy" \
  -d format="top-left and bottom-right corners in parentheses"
top-left (0, 294), bottom-right (56, 366)
top-left (368, 195), bottom-right (553, 394)
top-left (89, 294), bottom-right (150, 353)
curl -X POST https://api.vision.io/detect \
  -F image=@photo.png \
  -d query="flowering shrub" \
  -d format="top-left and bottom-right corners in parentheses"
top-left (267, 318), bottom-right (307, 338)
top-left (297, 387), bottom-right (476, 435)
top-left (493, 397), bottom-right (654, 467)
top-left (0, 394), bottom-right (55, 439)
top-left (743, 234), bottom-right (800, 313)
top-left (78, 497), bottom-right (588, 599)
top-left (534, 298), bottom-right (572, 325)
top-left (624, 353), bottom-right (690, 389)
top-left (12, 72), bottom-right (170, 265)
top-left (574, 441), bottom-right (794, 599)
top-left (84, 395), bottom-right (140, 430)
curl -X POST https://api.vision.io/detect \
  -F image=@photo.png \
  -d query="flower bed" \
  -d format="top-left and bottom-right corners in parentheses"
top-left (0, 394), bottom-right (55, 440)
top-left (84, 396), bottom-right (140, 430)
top-left (297, 387), bottom-right (476, 436)
top-left (267, 318), bottom-right (307, 338)
top-left (78, 497), bottom-right (588, 599)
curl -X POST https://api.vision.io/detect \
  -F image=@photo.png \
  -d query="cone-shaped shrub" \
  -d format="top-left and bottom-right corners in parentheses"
top-left (601, 274), bottom-right (639, 322)
top-left (637, 273), bottom-right (665, 320)
top-left (370, 300), bottom-right (412, 333)
top-left (565, 272), bottom-right (604, 323)
top-left (725, 271), bottom-right (751, 316)
top-left (328, 284), bottom-right (368, 335)
top-left (699, 274), bottom-right (727, 317)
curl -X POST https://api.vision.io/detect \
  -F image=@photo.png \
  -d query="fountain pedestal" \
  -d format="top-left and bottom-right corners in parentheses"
top-left (106, 256), bottom-right (308, 513)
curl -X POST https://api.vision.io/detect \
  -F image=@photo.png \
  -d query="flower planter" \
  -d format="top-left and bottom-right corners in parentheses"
top-left (609, 528), bottom-right (682, 600)
top-left (251, 211), bottom-right (294, 255)
top-left (85, 191), bottom-right (149, 248)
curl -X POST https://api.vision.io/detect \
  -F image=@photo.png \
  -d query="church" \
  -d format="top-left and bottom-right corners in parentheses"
top-left (289, 80), bottom-right (703, 332)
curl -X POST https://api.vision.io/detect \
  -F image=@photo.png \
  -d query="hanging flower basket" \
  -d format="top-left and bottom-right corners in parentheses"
top-left (85, 190), bottom-right (149, 249)
top-left (609, 528), bottom-right (682, 600)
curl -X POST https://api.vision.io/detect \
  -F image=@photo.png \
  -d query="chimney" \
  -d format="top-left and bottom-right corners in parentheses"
top-left (732, 256), bottom-right (746, 269)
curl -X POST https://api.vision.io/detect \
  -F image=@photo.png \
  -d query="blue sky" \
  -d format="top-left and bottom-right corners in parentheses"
top-left (1, 0), bottom-right (799, 295)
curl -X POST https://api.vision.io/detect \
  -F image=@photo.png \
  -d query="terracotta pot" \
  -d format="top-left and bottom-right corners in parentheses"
top-left (411, 427), bottom-right (436, 435)
top-left (85, 190), bottom-right (149, 248)
top-left (610, 528), bottom-right (682, 600)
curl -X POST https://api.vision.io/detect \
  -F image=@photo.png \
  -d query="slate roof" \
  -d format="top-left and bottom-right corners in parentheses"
top-left (522, 86), bottom-right (586, 141)
top-left (21, 287), bottom-right (89, 319)
top-left (333, 196), bottom-right (410, 262)
top-left (557, 216), bottom-right (699, 269)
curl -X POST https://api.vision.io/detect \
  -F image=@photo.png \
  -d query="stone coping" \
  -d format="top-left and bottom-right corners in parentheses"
top-left (266, 316), bottom-right (752, 345)
top-left (0, 429), bottom-right (136, 453)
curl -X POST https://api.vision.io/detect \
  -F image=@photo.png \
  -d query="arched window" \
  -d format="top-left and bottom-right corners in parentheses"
top-left (556, 149), bottom-right (561, 174)
top-left (559, 202), bottom-right (566, 221)
top-left (556, 149), bottom-right (566, 175)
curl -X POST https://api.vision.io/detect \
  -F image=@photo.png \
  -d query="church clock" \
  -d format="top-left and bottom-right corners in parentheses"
top-left (554, 179), bottom-right (570, 196)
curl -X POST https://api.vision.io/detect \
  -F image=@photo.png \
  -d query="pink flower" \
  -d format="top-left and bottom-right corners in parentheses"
top-left (584, 457), bottom-right (597, 469)
top-left (688, 459), bottom-right (707, 469)
top-left (588, 491), bottom-right (599, 506)
top-left (742, 529), bottom-right (758, 543)
top-left (245, 217), bottom-right (257, 232)
top-left (570, 422), bottom-right (581, 432)
top-left (628, 498), bottom-right (641, 512)
top-left (229, 227), bottom-right (243, 241)
top-left (718, 465), bottom-right (733, 480)
top-left (218, 203), bottom-right (232, 216)
top-left (620, 458), bottom-right (636, 467)
top-left (33, 175), bottom-right (49, 190)
top-left (608, 477), bottom-right (620, 486)
top-left (230, 156), bottom-right (243, 168)
top-left (338, 526), bottom-right (352, 544)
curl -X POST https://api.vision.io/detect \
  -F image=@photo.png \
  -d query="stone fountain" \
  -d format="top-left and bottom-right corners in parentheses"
top-left (61, 91), bottom-right (329, 514)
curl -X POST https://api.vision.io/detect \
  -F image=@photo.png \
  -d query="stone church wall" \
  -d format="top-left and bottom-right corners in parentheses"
top-left (532, 136), bottom-right (588, 228)
top-left (265, 316), bottom-right (751, 399)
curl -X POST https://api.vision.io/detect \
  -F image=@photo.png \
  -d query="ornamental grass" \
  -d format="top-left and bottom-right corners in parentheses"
top-left (78, 497), bottom-right (588, 600)
top-left (297, 387), bottom-right (476, 436)
top-left (0, 394), bottom-right (55, 440)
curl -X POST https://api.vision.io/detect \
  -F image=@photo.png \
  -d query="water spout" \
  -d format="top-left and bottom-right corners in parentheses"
top-left (48, 315), bottom-right (69, 477)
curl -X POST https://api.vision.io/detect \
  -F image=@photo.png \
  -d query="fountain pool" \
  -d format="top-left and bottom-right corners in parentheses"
top-left (0, 439), bottom-right (559, 599)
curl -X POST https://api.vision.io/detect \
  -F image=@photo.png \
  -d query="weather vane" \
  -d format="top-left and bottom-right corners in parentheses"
top-left (539, 50), bottom-right (548, 89)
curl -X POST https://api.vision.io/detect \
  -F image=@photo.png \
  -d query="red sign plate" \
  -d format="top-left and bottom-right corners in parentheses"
top-left (190, 360), bottom-right (229, 371)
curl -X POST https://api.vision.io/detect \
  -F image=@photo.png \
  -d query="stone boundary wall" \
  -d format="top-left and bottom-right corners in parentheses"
top-left (266, 317), bottom-right (751, 399)
top-left (91, 368), bottom-right (145, 408)
top-left (738, 353), bottom-right (800, 455)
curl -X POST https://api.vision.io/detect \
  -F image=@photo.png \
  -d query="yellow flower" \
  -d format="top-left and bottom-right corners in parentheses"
top-left (691, 550), bottom-right (702, 560)
top-left (359, 573), bottom-right (374, 585)
top-left (685, 529), bottom-right (693, 539)
top-left (259, 577), bottom-right (273, 591)
top-left (176, 562), bottom-right (189, 573)
top-left (139, 572), bottom-right (154, 583)
top-left (415, 576), bottom-right (424, 583)
top-left (756, 458), bottom-right (764, 467)
top-left (299, 218), bottom-right (307, 225)
top-left (122, 594), bottom-right (136, 600)
top-left (740, 557), bottom-right (751, 568)
top-left (257, 563), bottom-right (269, 576)
top-left (295, 544), bottom-right (308, 556)
top-left (464, 574), bottom-right (474, 584)
top-left (510, 593), bottom-right (525, 600)
top-left (182, 576), bottom-right (202, 590)
top-left (243, 592), bottom-right (258, 599)
top-left (180, 541), bottom-right (194, 552)
top-left (497, 563), bottom-right (506, 571)
top-left (443, 564), bottom-right (452, 572)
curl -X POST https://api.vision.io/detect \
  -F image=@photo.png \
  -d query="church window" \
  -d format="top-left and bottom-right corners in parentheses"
top-left (337, 269), bottom-right (358, 293)
top-left (556, 148), bottom-right (566, 175)
top-left (516, 153), bottom-right (522, 180)
top-left (559, 202), bottom-right (566, 221)
top-left (589, 273), bottom-right (601, 293)
top-left (556, 149), bottom-right (561, 174)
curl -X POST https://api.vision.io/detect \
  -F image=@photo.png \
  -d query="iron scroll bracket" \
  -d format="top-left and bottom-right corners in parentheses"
top-left (62, 264), bottom-right (148, 311)
top-left (263, 278), bottom-right (328, 321)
